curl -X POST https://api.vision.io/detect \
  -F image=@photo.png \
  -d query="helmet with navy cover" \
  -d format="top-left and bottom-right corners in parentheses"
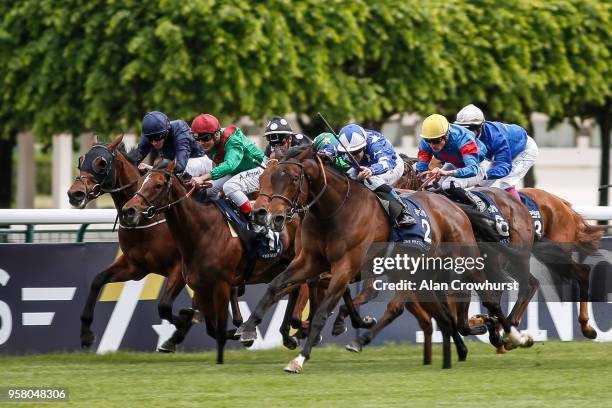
top-left (336, 123), bottom-right (367, 153)
top-left (142, 111), bottom-right (171, 140)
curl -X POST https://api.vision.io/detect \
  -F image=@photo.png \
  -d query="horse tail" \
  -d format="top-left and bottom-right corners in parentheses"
top-left (560, 199), bottom-right (604, 254)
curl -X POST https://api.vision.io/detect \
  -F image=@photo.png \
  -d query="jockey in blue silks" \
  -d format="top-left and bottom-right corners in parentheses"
top-left (333, 124), bottom-right (416, 227)
top-left (416, 113), bottom-right (488, 211)
top-left (454, 104), bottom-right (539, 203)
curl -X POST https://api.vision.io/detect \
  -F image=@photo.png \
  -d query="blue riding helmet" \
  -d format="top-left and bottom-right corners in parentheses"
top-left (142, 111), bottom-right (171, 139)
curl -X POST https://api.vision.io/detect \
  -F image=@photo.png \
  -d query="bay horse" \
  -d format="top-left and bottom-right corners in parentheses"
top-left (236, 146), bottom-right (530, 373)
top-left (120, 160), bottom-right (305, 363)
top-left (67, 135), bottom-right (196, 350)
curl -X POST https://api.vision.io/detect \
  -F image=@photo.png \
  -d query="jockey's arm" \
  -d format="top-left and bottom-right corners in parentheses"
top-left (173, 135), bottom-right (191, 174)
top-left (484, 136), bottom-right (512, 180)
top-left (136, 136), bottom-right (152, 164)
top-left (415, 140), bottom-right (433, 174)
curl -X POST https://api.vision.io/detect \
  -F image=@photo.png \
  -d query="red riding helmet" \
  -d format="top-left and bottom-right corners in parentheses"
top-left (191, 114), bottom-right (221, 134)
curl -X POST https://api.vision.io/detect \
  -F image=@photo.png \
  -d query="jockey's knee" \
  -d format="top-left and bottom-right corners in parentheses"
top-left (222, 181), bottom-right (240, 196)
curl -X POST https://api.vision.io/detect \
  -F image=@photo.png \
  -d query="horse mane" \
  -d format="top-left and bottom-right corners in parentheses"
top-left (116, 143), bottom-right (139, 166)
top-left (283, 145), bottom-right (313, 160)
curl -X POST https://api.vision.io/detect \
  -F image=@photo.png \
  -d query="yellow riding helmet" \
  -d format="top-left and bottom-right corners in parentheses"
top-left (420, 114), bottom-right (450, 139)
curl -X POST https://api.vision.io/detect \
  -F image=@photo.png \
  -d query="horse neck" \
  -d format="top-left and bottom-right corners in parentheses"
top-left (109, 154), bottom-right (141, 212)
top-left (305, 160), bottom-right (365, 220)
top-left (163, 180), bottom-right (217, 259)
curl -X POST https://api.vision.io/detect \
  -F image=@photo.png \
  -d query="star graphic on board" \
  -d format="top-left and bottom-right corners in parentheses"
top-left (152, 320), bottom-right (176, 349)
top-left (323, 137), bottom-right (331, 145)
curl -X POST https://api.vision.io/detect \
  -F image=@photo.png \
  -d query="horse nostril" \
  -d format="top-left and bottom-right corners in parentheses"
top-left (273, 214), bottom-right (285, 226)
top-left (70, 191), bottom-right (86, 202)
top-left (121, 207), bottom-right (136, 221)
top-left (256, 208), bottom-right (268, 218)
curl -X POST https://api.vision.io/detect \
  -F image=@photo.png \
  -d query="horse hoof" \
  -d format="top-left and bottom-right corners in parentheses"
top-left (241, 340), bottom-right (255, 348)
top-left (239, 329), bottom-right (258, 343)
top-left (583, 327), bottom-right (598, 340)
top-left (157, 339), bottom-right (176, 353)
top-left (80, 331), bottom-right (95, 349)
top-left (520, 335), bottom-right (534, 348)
top-left (283, 336), bottom-right (300, 350)
top-left (470, 324), bottom-right (488, 336)
top-left (361, 316), bottom-right (377, 328)
top-left (345, 340), bottom-right (363, 353)
top-left (331, 320), bottom-right (348, 337)
top-left (283, 360), bottom-right (303, 374)
top-left (496, 345), bottom-right (507, 354)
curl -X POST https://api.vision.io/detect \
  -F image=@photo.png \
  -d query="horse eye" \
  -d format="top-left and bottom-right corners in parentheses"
top-left (155, 183), bottom-right (162, 189)
top-left (93, 157), bottom-right (107, 173)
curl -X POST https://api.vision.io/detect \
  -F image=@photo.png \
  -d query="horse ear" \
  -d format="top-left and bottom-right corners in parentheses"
top-left (167, 160), bottom-right (177, 172)
top-left (109, 134), bottom-right (124, 152)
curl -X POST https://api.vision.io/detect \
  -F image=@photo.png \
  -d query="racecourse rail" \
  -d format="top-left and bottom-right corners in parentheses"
top-left (0, 206), bottom-right (611, 225)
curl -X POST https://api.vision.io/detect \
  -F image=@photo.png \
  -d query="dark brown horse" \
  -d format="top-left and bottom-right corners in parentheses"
top-left (67, 135), bottom-right (195, 350)
top-left (236, 146), bottom-right (529, 372)
top-left (121, 160), bottom-right (306, 363)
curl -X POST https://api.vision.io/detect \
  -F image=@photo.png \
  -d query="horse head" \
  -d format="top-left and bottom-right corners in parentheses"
top-left (258, 146), bottom-right (319, 232)
top-left (121, 160), bottom-right (179, 227)
top-left (67, 134), bottom-right (124, 208)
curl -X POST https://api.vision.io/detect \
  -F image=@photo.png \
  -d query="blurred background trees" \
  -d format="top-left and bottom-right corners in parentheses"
top-left (0, 0), bottom-right (610, 206)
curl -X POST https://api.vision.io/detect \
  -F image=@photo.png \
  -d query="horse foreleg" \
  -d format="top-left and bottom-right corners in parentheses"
top-left (80, 256), bottom-right (144, 349)
top-left (213, 282), bottom-right (231, 364)
top-left (236, 253), bottom-right (318, 343)
top-left (285, 254), bottom-right (360, 374)
top-left (157, 263), bottom-right (191, 353)
top-left (407, 301), bottom-right (434, 365)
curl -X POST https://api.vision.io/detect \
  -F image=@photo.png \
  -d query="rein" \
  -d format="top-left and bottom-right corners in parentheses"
top-left (134, 169), bottom-right (197, 218)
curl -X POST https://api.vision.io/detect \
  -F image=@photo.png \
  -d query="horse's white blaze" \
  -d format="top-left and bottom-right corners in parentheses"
top-left (136, 173), bottom-right (152, 195)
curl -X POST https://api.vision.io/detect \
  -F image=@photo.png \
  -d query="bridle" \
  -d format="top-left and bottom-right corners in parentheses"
top-left (133, 169), bottom-right (196, 218)
top-left (260, 155), bottom-right (350, 219)
top-left (76, 144), bottom-right (137, 199)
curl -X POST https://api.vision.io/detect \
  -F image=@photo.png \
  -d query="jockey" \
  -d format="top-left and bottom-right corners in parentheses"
top-left (188, 113), bottom-right (267, 229)
top-left (455, 104), bottom-right (539, 203)
top-left (336, 124), bottom-right (416, 227)
top-left (313, 132), bottom-right (351, 171)
top-left (416, 114), bottom-right (488, 211)
top-left (136, 111), bottom-right (209, 176)
top-left (264, 116), bottom-right (311, 157)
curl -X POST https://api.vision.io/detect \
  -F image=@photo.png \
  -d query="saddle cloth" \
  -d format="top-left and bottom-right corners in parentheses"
top-left (389, 195), bottom-right (432, 252)
top-left (471, 190), bottom-right (510, 244)
top-left (211, 198), bottom-right (283, 259)
top-left (519, 192), bottom-right (544, 240)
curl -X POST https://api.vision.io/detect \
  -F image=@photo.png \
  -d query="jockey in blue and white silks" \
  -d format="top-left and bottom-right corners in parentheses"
top-left (335, 124), bottom-right (416, 226)
top-left (455, 104), bottom-right (539, 203)
top-left (416, 114), bottom-right (488, 211)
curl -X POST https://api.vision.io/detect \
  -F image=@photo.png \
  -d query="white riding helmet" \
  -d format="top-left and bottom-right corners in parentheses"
top-left (455, 104), bottom-right (485, 126)
top-left (337, 124), bottom-right (367, 153)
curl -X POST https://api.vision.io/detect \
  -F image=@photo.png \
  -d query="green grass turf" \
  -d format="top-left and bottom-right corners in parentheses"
top-left (1, 341), bottom-right (611, 408)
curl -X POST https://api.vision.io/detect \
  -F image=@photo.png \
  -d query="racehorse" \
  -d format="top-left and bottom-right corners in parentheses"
top-left (67, 135), bottom-right (196, 350)
top-left (120, 160), bottom-right (304, 363)
top-left (520, 188), bottom-right (604, 339)
top-left (236, 146), bottom-right (530, 373)
top-left (398, 165), bottom-right (604, 346)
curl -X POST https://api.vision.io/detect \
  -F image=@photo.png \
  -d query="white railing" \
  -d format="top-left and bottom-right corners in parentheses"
top-left (0, 206), bottom-right (611, 224)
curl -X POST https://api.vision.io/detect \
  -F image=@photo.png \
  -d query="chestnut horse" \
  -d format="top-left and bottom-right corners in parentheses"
top-left (121, 161), bottom-right (306, 363)
top-left (520, 188), bottom-right (603, 339)
top-left (67, 135), bottom-right (195, 350)
top-left (236, 146), bottom-right (529, 373)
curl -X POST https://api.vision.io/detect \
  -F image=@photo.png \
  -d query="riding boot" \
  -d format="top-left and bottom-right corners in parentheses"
top-left (447, 182), bottom-right (486, 212)
top-left (374, 185), bottom-right (416, 227)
